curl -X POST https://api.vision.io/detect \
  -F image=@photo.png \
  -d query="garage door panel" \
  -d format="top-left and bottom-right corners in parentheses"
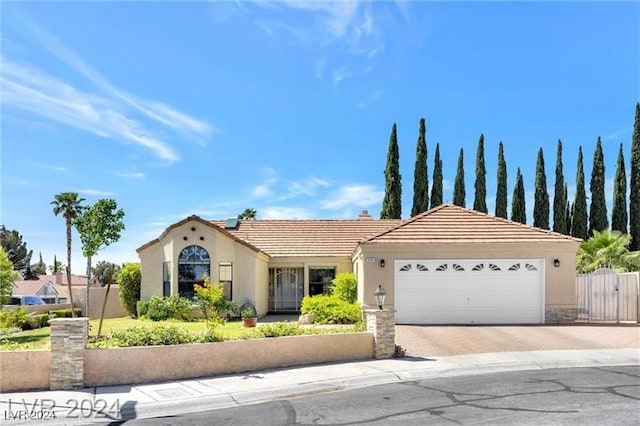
top-left (395, 259), bottom-right (544, 324)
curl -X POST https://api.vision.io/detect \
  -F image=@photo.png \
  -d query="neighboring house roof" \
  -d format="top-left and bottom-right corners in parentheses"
top-left (210, 217), bottom-right (403, 257)
top-left (12, 273), bottom-right (89, 298)
top-left (362, 204), bottom-right (583, 244)
top-left (136, 215), bottom-right (265, 255)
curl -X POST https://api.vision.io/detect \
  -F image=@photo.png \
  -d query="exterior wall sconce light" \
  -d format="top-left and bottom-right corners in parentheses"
top-left (374, 285), bottom-right (386, 310)
top-left (379, 259), bottom-right (385, 268)
top-left (553, 258), bottom-right (560, 267)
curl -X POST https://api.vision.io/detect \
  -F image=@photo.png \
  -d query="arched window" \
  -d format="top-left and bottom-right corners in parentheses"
top-left (178, 245), bottom-right (210, 299)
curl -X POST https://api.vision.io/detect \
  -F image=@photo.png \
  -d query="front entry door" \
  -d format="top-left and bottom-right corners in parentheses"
top-left (269, 268), bottom-right (304, 311)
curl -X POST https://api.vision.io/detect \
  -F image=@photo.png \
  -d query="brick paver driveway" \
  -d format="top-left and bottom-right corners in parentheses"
top-left (395, 324), bottom-right (640, 357)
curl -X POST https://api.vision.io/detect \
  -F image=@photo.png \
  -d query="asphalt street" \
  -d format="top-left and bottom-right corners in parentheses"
top-left (122, 365), bottom-right (640, 425)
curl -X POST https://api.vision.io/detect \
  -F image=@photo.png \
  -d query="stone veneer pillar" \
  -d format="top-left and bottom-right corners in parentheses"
top-left (365, 309), bottom-right (395, 359)
top-left (49, 317), bottom-right (88, 390)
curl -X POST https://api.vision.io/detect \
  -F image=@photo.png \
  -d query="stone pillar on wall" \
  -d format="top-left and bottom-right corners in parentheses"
top-left (365, 309), bottom-right (395, 359)
top-left (49, 317), bottom-right (88, 390)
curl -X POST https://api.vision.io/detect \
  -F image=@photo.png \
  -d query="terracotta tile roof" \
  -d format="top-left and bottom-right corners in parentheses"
top-left (362, 204), bottom-right (583, 244)
top-left (210, 219), bottom-right (403, 258)
top-left (12, 274), bottom-right (88, 297)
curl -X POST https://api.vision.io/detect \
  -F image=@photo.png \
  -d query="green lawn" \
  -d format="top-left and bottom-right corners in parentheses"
top-left (0, 317), bottom-right (254, 351)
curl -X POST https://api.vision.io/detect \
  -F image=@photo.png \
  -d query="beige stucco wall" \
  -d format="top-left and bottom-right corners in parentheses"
top-left (0, 350), bottom-right (50, 392)
top-left (138, 220), bottom-right (270, 314)
top-left (85, 333), bottom-right (373, 386)
top-left (75, 286), bottom-right (126, 319)
top-left (355, 241), bottom-right (580, 312)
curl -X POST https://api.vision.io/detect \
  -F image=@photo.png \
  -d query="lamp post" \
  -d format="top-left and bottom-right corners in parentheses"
top-left (374, 285), bottom-right (386, 310)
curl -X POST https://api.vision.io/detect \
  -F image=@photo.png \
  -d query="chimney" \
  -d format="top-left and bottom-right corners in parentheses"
top-left (357, 210), bottom-right (373, 220)
top-left (54, 272), bottom-right (63, 285)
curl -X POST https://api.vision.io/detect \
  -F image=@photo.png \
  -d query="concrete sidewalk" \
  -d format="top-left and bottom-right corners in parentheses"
top-left (1, 348), bottom-right (638, 425)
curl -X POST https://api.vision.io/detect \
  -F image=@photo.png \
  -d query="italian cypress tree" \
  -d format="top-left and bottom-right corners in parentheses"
top-left (411, 118), bottom-right (429, 216)
top-left (553, 140), bottom-right (567, 234)
top-left (380, 123), bottom-right (402, 219)
top-left (473, 134), bottom-right (487, 213)
top-left (453, 148), bottom-right (466, 207)
top-left (533, 148), bottom-right (550, 229)
top-left (612, 143), bottom-right (628, 234)
top-left (630, 103), bottom-right (640, 251)
top-left (589, 137), bottom-right (608, 235)
top-left (572, 147), bottom-right (588, 239)
top-left (430, 143), bottom-right (443, 208)
top-left (565, 186), bottom-right (572, 235)
top-left (495, 141), bottom-right (508, 219)
top-left (511, 168), bottom-right (526, 224)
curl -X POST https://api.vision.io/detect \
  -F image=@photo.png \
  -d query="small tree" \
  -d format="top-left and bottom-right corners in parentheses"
top-left (49, 255), bottom-right (64, 273)
top-left (381, 123), bottom-right (402, 219)
top-left (630, 103), bottom-right (640, 250)
top-left (74, 199), bottom-right (125, 335)
top-left (411, 118), bottom-right (429, 217)
top-left (31, 252), bottom-right (47, 276)
top-left (533, 148), bottom-right (550, 229)
top-left (495, 142), bottom-right (508, 219)
top-left (453, 148), bottom-right (466, 207)
top-left (0, 226), bottom-right (33, 278)
top-left (511, 168), bottom-right (526, 224)
top-left (612, 143), bottom-right (628, 234)
top-left (589, 137), bottom-right (608, 235)
top-left (572, 147), bottom-right (588, 240)
top-left (330, 272), bottom-right (357, 303)
top-left (430, 143), bottom-right (443, 208)
top-left (553, 140), bottom-right (567, 234)
top-left (118, 263), bottom-right (141, 318)
top-left (0, 247), bottom-right (19, 305)
top-left (194, 275), bottom-right (238, 325)
top-left (473, 134), bottom-right (487, 213)
top-left (577, 230), bottom-right (640, 273)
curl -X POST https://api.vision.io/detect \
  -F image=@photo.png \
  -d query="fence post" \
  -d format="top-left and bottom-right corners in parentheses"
top-left (365, 309), bottom-right (395, 359)
top-left (49, 317), bottom-right (88, 390)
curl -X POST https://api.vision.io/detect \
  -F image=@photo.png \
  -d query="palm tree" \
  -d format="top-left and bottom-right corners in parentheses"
top-left (51, 192), bottom-right (85, 316)
top-left (237, 208), bottom-right (257, 220)
top-left (577, 230), bottom-right (640, 273)
top-left (92, 260), bottom-right (121, 287)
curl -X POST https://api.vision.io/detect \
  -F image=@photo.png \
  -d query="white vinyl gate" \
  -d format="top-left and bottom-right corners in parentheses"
top-left (576, 269), bottom-right (639, 322)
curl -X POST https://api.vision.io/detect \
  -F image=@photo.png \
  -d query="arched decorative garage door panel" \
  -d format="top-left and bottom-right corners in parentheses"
top-left (394, 259), bottom-right (544, 324)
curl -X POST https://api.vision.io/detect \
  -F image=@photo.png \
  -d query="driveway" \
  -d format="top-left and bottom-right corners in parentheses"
top-left (395, 324), bottom-right (640, 357)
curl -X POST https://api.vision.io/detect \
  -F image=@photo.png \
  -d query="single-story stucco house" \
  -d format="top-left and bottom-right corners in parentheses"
top-left (137, 203), bottom-right (582, 324)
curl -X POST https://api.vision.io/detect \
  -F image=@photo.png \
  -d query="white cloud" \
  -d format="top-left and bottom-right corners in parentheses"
top-left (319, 183), bottom-right (383, 210)
top-left (76, 188), bottom-right (115, 196)
top-left (1, 18), bottom-right (214, 164)
top-left (261, 206), bottom-right (313, 219)
top-left (282, 177), bottom-right (330, 199)
top-left (114, 171), bottom-right (145, 179)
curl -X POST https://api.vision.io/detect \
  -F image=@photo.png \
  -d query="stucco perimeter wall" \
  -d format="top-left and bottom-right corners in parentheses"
top-left (85, 333), bottom-right (374, 387)
top-left (0, 350), bottom-right (51, 392)
top-left (357, 241), bottom-right (580, 321)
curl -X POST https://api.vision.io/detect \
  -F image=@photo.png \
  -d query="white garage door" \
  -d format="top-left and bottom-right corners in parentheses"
top-left (395, 259), bottom-right (544, 324)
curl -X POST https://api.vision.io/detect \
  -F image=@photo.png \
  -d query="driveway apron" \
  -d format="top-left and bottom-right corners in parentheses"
top-left (395, 325), bottom-right (640, 357)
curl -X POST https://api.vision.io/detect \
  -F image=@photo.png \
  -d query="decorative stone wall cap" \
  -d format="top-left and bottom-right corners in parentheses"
top-left (48, 317), bottom-right (90, 323)
top-left (363, 309), bottom-right (393, 314)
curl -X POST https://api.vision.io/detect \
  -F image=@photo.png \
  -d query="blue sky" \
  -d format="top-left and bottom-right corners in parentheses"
top-left (1, 1), bottom-right (638, 274)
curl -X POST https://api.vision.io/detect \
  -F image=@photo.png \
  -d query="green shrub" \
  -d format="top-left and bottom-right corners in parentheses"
top-left (300, 295), bottom-right (362, 324)
top-left (22, 314), bottom-right (50, 330)
top-left (49, 308), bottom-right (82, 318)
top-left (0, 308), bottom-right (29, 328)
top-left (142, 295), bottom-right (192, 321)
top-left (110, 324), bottom-right (198, 347)
top-left (137, 300), bottom-right (148, 318)
top-left (257, 321), bottom-right (303, 337)
top-left (194, 276), bottom-right (238, 324)
top-left (118, 263), bottom-right (141, 318)
top-left (330, 272), bottom-right (357, 303)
